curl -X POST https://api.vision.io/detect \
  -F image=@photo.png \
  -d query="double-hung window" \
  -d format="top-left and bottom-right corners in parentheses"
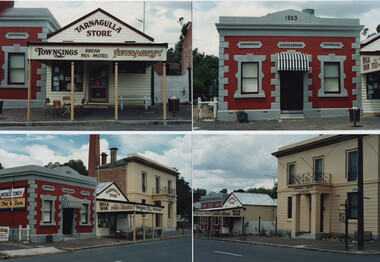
top-left (8, 53), bottom-right (25, 85)
top-left (81, 204), bottom-right (89, 224)
top-left (287, 197), bottom-right (292, 219)
top-left (43, 200), bottom-right (53, 223)
top-left (288, 163), bottom-right (295, 185)
top-left (142, 172), bottom-right (147, 192)
top-left (324, 62), bottom-right (340, 93)
top-left (314, 157), bottom-right (323, 182)
top-left (241, 63), bottom-right (258, 94)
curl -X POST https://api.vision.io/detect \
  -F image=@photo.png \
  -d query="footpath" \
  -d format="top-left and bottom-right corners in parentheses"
top-left (195, 234), bottom-right (380, 255)
top-left (0, 230), bottom-right (191, 259)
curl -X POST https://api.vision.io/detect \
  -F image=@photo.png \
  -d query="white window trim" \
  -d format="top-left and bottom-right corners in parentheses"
top-left (1, 45), bottom-right (29, 89)
top-left (318, 54), bottom-right (348, 97)
top-left (234, 54), bottom-right (266, 98)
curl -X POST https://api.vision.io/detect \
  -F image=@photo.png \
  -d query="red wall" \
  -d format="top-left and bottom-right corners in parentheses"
top-left (0, 180), bottom-right (29, 228)
top-left (224, 35), bottom-right (357, 110)
top-left (0, 27), bottom-right (43, 100)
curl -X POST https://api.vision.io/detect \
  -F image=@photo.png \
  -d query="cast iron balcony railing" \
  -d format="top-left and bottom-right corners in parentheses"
top-left (288, 171), bottom-right (332, 186)
top-left (152, 186), bottom-right (176, 196)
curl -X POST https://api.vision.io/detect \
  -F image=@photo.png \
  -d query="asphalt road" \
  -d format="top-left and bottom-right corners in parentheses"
top-left (7, 237), bottom-right (191, 262)
top-left (194, 239), bottom-right (379, 262)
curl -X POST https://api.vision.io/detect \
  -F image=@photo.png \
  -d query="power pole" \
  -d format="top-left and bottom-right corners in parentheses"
top-left (357, 135), bottom-right (364, 250)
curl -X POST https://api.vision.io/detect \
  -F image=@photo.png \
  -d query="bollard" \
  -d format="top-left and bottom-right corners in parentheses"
top-left (198, 97), bottom-right (203, 119)
top-left (26, 225), bottom-right (30, 243)
top-left (18, 225), bottom-right (22, 242)
top-left (213, 97), bottom-right (218, 119)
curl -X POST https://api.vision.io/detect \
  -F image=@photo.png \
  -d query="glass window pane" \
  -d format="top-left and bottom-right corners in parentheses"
top-left (325, 79), bottom-right (339, 92)
top-left (43, 212), bottom-right (51, 222)
top-left (44, 201), bottom-right (52, 212)
top-left (242, 63), bottom-right (258, 77)
top-left (242, 78), bottom-right (258, 93)
top-left (325, 64), bottom-right (339, 77)
top-left (10, 70), bottom-right (24, 83)
top-left (10, 54), bottom-right (24, 68)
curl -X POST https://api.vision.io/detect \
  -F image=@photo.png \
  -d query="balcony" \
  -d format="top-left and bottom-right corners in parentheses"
top-left (288, 172), bottom-right (332, 186)
top-left (152, 186), bottom-right (176, 196)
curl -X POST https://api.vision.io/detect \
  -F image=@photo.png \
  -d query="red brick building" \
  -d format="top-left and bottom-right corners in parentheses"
top-left (0, 165), bottom-right (97, 242)
top-left (216, 9), bottom-right (363, 121)
top-left (0, 8), bottom-right (60, 108)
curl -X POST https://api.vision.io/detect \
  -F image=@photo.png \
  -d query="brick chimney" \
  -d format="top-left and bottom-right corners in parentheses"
top-left (110, 147), bottom-right (118, 166)
top-left (101, 152), bottom-right (108, 165)
top-left (88, 134), bottom-right (100, 178)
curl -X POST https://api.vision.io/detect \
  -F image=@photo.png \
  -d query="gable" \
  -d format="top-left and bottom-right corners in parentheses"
top-left (97, 183), bottom-right (129, 202)
top-left (361, 36), bottom-right (380, 52)
top-left (47, 8), bottom-right (153, 43)
top-left (222, 194), bottom-right (242, 208)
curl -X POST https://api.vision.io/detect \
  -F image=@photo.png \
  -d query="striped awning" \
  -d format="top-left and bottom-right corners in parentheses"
top-left (61, 195), bottom-right (84, 209)
top-left (277, 52), bottom-right (309, 71)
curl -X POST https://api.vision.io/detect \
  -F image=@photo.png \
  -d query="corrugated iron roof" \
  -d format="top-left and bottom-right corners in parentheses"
top-left (232, 192), bottom-right (277, 206)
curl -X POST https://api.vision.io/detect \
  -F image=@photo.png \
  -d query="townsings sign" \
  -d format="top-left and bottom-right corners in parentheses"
top-left (0, 187), bottom-right (27, 210)
top-left (30, 45), bottom-right (167, 62)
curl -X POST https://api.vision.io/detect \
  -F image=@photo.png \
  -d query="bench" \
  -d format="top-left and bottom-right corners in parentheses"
top-left (118, 95), bottom-right (151, 110)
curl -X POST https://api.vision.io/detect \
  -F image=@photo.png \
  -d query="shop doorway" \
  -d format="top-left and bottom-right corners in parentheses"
top-left (280, 71), bottom-right (304, 112)
top-left (89, 65), bottom-right (108, 102)
top-left (110, 213), bottom-right (117, 233)
top-left (63, 208), bottom-right (74, 235)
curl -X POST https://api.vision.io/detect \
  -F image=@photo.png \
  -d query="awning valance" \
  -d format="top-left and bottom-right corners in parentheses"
top-left (61, 195), bottom-right (84, 209)
top-left (277, 52), bottom-right (309, 71)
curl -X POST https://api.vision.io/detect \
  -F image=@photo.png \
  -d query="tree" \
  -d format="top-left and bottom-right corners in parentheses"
top-left (0, 163), bottom-right (4, 169)
top-left (45, 159), bottom-right (88, 176)
top-left (193, 48), bottom-right (219, 99)
top-left (193, 188), bottom-right (207, 203)
top-left (362, 24), bottom-right (380, 38)
top-left (233, 189), bottom-right (246, 193)
top-left (246, 182), bottom-right (278, 199)
top-left (176, 175), bottom-right (192, 220)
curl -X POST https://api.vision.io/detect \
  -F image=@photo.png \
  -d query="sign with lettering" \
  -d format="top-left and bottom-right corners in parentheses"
top-left (97, 201), bottom-right (134, 212)
top-left (0, 187), bottom-right (26, 210)
top-left (0, 227), bottom-right (9, 241)
top-left (362, 56), bottom-right (380, 74)
top-left (74, 19), bottom-right (122, 37)
top-left (194, 208), bottom-right (243, 217)
top-left (30, 45), bottom-right (167, 62)
top-left (278, 42), bottom-right (305, 49)
top-left (135, 204), bottom-right (163, 214)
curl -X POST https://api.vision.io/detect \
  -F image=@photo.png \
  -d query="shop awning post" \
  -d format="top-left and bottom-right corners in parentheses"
top-left (115, 62), bottom-right (118, 121)
top-left (163, 62), bottom-right (167, 121)
top-left (161, 213), bottom-right (164, 240)
top-left (133, 211), bottom-right (136, 242)
top-left (27, 57), bottom-right (32, 122)
top-left (71, 62), bottom-right (74, 121)
top-left (152, 214), bottom-right (155, 240)
top-left (143, 214), bottom-right (145, 240)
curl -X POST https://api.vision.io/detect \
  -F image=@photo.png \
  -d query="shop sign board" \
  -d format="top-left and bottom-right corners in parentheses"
top-left (97, 201), bottom-right (134, 212)
top-left (0, 227), bottom-right (9, 241)
top-left (194, 208), bottom-right (243, 217)
top-left (277, 42), bottom-right (305, 48)
top-left (30, 45), bottom-right (167, 62)
top-left (362, 56), bottom-right (380, 74)
top-left (0, 187), bottom-right (26, 210)
top-left (135, 204), bottom-right (163, 214)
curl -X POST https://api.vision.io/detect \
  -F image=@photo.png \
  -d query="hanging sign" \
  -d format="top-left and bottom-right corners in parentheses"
top-left (0, 227), bottom-right (9, 241)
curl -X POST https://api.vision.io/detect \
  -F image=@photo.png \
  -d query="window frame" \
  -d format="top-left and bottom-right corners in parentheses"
top-left (40, 195), bottom-right (57, 226)
top-left (347, 192), bottom-right (358, 219)
top-left (287, 197), bottom-right (292, 219)
top-left (317, 54), bottom-right (348, 97)
top-left (346, 149), bottom-right (358, 182)
top-left (366, 71), bottom-right (380, 100)
top-left (81, 203), bottom-right (89, 224)
top-left (142, 172), bottom-right (147, 193)
top-left (43, 200), bottom-right (53, 223)
top-left (51, 61), bottom-right (84, 92)
top-left (313, 156), bottom-right (324, 182)
top-left (233, 54), bottom-right (266, 98)
top-left (1, 45), bottom-right (29, 89)
top-left (8, 53), bottom-right (26, 85)
top-left (323, 62), bottom-right (341, 94)
top-left (287, 162), bottom-right (296, 185)
top-left (241, 62), bottom-right (259, 94)
top-left (155, 176), bottom-right (160, 194)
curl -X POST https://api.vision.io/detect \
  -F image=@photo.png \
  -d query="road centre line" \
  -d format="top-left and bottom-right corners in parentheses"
top-left (214, 251), bottom-right (242, 257)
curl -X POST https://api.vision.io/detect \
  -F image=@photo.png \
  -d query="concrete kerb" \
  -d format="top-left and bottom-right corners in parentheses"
top-left (0, 234), bottom-right (191, 259)
top-left (0, 120), bottom-right (191, 127)
top-left (195, 236), bottom-right (380, 255)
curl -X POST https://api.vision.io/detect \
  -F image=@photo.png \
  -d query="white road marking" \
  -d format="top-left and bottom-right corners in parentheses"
top-left (214, 251), bottom-right (242, 257)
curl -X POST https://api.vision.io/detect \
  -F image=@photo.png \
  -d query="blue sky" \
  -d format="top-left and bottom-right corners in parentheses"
top-left (0, 134), bottom-right (192, 184)
top-left (14, 0), bottom-right (192, 48)
top-left (194, 0), bottom-right (380, 56)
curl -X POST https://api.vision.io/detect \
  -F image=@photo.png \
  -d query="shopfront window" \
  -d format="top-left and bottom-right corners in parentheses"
top-left (98, 213), bottom-right (109, 228)
top-left (8, 53), bottom-right (25, 85)
top-left (366, 71), bottom-right (380, 99)
top-left (51, 61), bottom-right (83, 92)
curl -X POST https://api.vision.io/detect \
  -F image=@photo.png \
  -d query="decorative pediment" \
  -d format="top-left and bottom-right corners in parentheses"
top-left (48, 8), bottom-right (153, 43)
top-left (222, 194), bottom-right (242, 208)
top-left (97, 182), bottom-right (129, 202)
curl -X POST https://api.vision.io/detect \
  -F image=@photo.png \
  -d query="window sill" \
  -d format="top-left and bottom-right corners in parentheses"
top-left (318, 90), bottom-right (348, 98)
top-left (1, 84), bottom-right (28, 89)
top-left (234, 93), bottom-right (266, 99)
top-left (40, 222), bottom-right (57, 227)
top-left (79, 223), bottom-right (92, 227)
